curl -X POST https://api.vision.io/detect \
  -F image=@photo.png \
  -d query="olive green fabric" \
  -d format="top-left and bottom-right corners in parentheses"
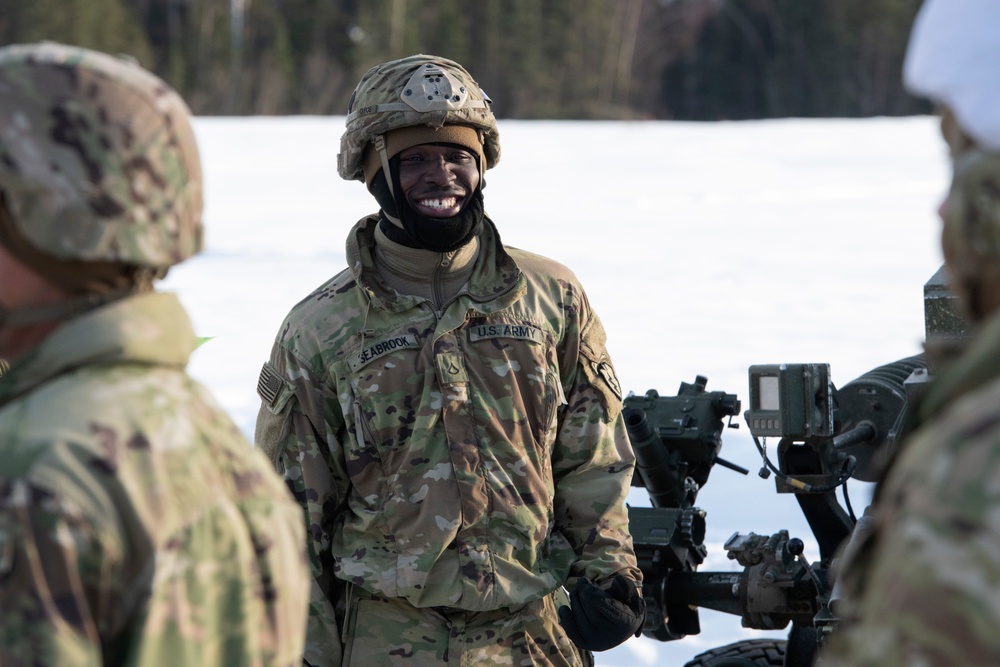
top-left (0, 292), bottom-right (310, 665)
top-left (255, 215), bottom-right (639, 666)
top-left (339, 585), bottom-right (593, 666)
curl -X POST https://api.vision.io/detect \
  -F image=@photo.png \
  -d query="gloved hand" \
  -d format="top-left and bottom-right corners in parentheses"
top-left (558, 573), bottom-right (646, 652)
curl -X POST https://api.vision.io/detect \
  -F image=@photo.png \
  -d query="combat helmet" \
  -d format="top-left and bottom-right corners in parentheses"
top-left (337, 54), bottom-right (501, 188)
top-left (0, 42), bottom-right (203, 270)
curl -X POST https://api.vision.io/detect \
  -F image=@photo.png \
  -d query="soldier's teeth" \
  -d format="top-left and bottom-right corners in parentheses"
top-left (421, 198), bottom-right (457, 209)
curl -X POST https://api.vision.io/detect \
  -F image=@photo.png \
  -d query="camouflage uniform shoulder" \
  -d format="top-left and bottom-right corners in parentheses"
top-left (287, 265), bottom-right (359, 317)
top-left (0, 294), bottom-right (198, 519)
top-left (0, 323), bottom-right (309, 664)
top-left (1, 356), bottom-right (273, 521)
top-left (505, 245), bottom-right (582, 287)
top-left (272, 264), bottom-right (367, 374)
top-left (0, 293), bottom-right (292, 525)
top-left (500, 243), bottom-right (622, 418)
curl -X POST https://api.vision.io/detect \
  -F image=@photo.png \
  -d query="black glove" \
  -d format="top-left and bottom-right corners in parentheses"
top-left (558, 573), bottom-right (646, 652)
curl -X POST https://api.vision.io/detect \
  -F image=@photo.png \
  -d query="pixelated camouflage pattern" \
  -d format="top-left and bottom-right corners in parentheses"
top-left (0, 42), bottom-right (202, 267)
top-left (255, 214), bottom-right (639, 666)
top-left (822, 308), bottom-right (1000, 665)
top-left (338, 54), bottom-right (500, 182)
top-left (339, 586), bottom-right (593, 666)
top-left (0, 291), bottom-right (309, 666)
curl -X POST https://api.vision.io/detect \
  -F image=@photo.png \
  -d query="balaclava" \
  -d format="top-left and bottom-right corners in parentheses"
top-left (364, 125), bottom-right (486, 252)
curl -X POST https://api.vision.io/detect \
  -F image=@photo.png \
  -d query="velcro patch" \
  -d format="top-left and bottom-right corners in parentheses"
top-left (582, 355), bottom-right (624, 422)
top-left (580, 314), bottom-right (623, 421)
top-left (595, 360), bottom-right (623, 403)
top-left (257, 362), bottom-right (287, 408)
top-left (349, 334), bottom-right (420, 371)
top-left (435, 352), bottom-right (468, 386)
top-left (469, 322), bottom-right (544, 343)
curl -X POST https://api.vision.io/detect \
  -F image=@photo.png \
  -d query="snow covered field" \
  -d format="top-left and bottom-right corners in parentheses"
top-left (164, 115), bottom-right (948, 665)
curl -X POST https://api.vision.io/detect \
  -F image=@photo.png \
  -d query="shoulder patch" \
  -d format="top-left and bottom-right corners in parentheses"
top-left (257, 362), bottom-right (294, 414)
top-left (595, 360), bottom-right (623, 402)
top-left (581, 354), bottom-right (624, 422)
top-left (580, 313), bottom-right (623, 421)
top-left (257, 362), bottom-right (284, 407)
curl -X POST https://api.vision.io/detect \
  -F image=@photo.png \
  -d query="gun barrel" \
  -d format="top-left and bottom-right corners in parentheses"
top-left (836, 353), bottom-right (926, 481)
top-left (715, 456), bottom-right (749, 475)
top-left (666, 571), bottom-right (745, 617)
top-left (624, 407), bottom-right (684, 508)
top-left (832, 421), bottom-right (876, 450)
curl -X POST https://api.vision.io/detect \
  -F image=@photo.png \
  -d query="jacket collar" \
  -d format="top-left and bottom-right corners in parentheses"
top-left (346, 213), bottom-right (526, 314)
top-left (0, 292), bottom-right (197, 407)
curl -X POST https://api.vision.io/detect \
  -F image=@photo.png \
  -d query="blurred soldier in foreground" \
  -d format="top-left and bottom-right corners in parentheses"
top-left (0, 43), bottom-right (310, 665)
top-left (255, 54), bottom-right (643, 666)
top-left (822, 1), bottom-right (1000, 664)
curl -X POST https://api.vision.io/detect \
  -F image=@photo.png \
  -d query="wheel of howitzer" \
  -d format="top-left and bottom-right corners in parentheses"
top-left (683, 639), bottom-right (787, 667)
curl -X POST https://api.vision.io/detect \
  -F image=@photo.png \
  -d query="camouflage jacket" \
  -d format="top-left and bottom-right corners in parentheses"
top-left (0, 292), bottom-right (309, 666)
top-left (822, 309), bottom-right (1000, 665)
top-left (256, 214), bottom-right (640, 663)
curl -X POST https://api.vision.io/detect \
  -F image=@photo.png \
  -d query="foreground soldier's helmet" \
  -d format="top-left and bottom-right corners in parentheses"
top-left (0, 42), bottom-right (203, 268)
top-left (337, 54), bottom-right (501, 184)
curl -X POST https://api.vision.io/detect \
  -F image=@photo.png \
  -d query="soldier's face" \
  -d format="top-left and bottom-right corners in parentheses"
top-left (0, 243), bottom-right (67, 362)
top-left (936, 122), bottom-right (1000, 322)
top-left (397, 144), bottom-right (480, 218)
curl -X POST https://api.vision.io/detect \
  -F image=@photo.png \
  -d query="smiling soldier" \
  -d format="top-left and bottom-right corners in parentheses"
top-left (254, 55), bottom-right (644, 666)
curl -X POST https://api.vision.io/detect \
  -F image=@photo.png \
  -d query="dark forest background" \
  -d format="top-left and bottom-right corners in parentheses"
top-left (0, 0), bottom-right (932, 119)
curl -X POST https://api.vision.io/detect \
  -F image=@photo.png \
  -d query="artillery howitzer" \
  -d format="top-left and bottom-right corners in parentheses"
top-left (626, 268), bottom-right (966, 666)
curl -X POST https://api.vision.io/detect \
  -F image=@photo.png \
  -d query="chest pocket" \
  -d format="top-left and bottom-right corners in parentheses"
top-left (463, 319), bottom-right (564, 451)
top-left (347, 332), bottom-right (425, 476)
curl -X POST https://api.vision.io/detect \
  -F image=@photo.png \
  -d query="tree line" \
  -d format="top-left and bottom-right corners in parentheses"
top-left (0, 0), bottom-right (932, 119)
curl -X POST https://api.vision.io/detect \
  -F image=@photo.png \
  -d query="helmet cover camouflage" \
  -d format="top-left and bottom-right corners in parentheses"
top-left (0, 42), bottom-right (203, 267)
top-left (338, 54), bottom-right (500, 182)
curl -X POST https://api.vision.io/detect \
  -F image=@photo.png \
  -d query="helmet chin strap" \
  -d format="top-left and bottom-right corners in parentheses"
top-left (373, 135), bottom-right (404, 228)
top-left (372, 131), bottom-right (488, 231)
top-left (476, 129), bottom-right (487, 190)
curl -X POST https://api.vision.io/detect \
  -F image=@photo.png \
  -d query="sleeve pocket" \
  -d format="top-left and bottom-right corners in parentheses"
top-left (579, 316), bottom-right (624, 422)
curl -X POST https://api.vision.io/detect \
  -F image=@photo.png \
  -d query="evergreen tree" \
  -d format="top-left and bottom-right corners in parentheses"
top-left (3, 0), bottom-right (153, 67)
top-left (0, 0), bottom-right (934, 119)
